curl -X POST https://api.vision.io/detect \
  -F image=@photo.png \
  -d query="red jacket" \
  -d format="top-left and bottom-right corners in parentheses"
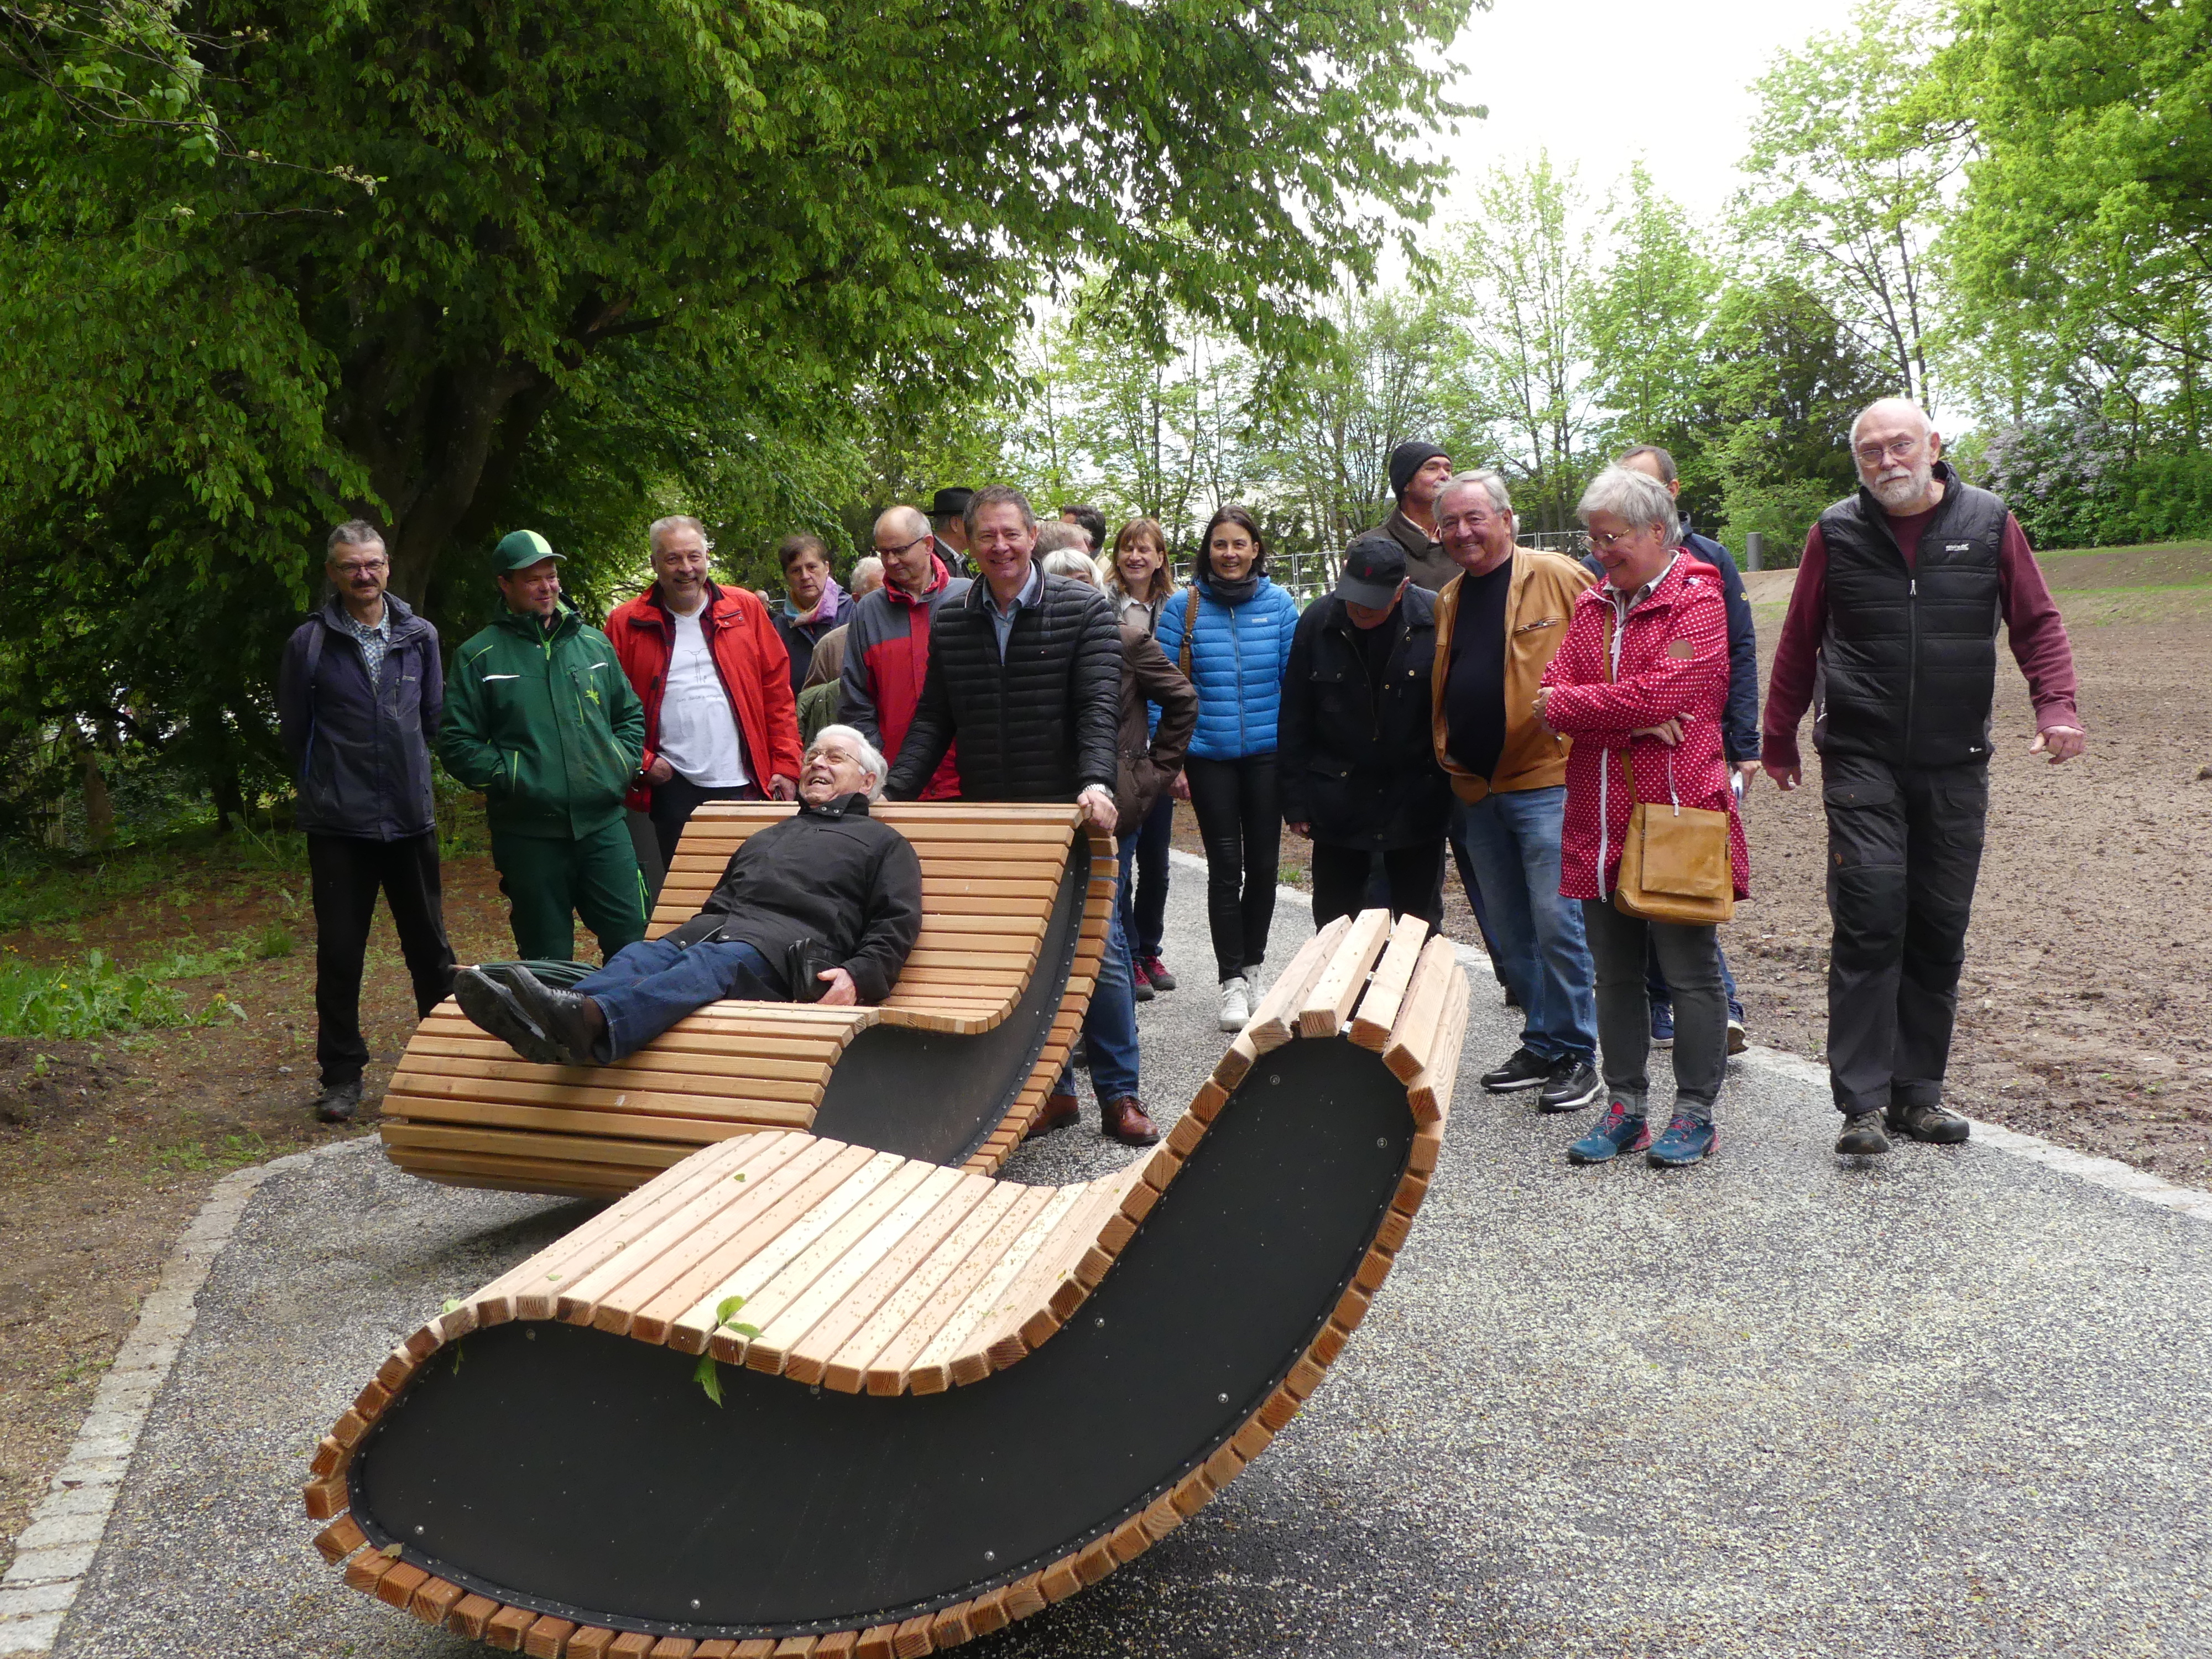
top-left (607, 582), bottom-right (804, 812)
top-left (839, 557), bottom-right (965, 800)
top-left (1540, 556), bottom-right (1750, 902)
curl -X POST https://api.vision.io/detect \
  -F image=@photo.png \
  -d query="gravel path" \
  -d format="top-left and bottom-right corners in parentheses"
top-left (44, 874), bottom-right (2212, 1657)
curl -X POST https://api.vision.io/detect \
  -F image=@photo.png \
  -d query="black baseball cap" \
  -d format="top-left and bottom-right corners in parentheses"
top-left (1337, 535), bottom-right (1407, 608)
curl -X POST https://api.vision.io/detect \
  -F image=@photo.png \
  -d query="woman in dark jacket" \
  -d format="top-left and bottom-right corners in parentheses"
top-left (1279, 535), bottom-right (1451, 930)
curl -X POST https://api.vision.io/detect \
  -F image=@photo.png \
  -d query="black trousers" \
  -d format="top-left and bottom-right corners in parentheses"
top-left (307, 831), bottom-right (456, 1087)
top-left (1822, 753), bottom-right (1989, 1115)
top-left (1313, 841), bottom-right (1444, 932)
top-left (1183, 754), bottom-right (1281, 983)
top-left (648, 774), bottom-right (763, 868)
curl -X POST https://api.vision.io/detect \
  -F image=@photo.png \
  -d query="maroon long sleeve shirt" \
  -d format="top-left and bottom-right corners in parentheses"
top-left (1762, 508), bottom-right (2082, 771)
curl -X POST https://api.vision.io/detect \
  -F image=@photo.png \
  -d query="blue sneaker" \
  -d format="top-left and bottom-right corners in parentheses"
top-left (1646, 1114), bottom-right (1719, 1167)
top-left (1650, 1001), bottom-right (1675, 1047)
top-left (1567, 1101), bottom-right (1651, 1165)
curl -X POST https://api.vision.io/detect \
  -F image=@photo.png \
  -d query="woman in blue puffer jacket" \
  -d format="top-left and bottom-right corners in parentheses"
top-left (1155, 504), bottom-right (1300, 1031)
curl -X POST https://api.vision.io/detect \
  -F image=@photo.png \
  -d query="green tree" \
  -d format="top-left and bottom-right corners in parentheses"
top-left (1250, 286), bottom-right (1459, 558)
top-left (1694, 276), bottom-right (1887, 560)
top-left (1941, 0), bottom-right (2212, 456)
top-left (1734, 0), bottom-right (1959, 411)
top-left (1440, 153), bottom-right (1599, 533)
top-left (1582, 163), bottom-right (1718, 480)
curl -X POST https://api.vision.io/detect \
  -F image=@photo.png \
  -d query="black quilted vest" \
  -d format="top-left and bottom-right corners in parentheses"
top-left (1816, 462), bottom-right (2007, 768)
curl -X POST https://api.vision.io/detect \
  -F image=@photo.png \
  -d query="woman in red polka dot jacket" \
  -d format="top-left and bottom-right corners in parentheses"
top-left (1533, 464), bottom-right (1750, 1172)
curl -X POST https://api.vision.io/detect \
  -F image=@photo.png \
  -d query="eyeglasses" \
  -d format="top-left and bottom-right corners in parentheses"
top-left (873, 534), bottom-right (932, 559)
top-left (1588, 529), bottom-right (1652, 552)
top-left (1854, 435), bottom-right (1922, 467)
top-left (332, 559), bottom-right (387, 577)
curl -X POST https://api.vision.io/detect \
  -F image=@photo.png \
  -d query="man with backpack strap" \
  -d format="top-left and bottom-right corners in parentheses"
top-left (276, 521), bottom-right (456, 1123)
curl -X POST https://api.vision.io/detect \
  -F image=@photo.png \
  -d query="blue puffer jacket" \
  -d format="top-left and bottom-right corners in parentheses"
top-left (1154, 576), bottom-right (1300, 760)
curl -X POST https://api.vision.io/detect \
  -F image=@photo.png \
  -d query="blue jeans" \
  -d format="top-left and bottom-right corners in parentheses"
top-left (1451, 788), bottom-right (1597, 1065)
top-left (575, 936), bottom-right (784, 1061)
top-left (1060, 853), bottom-right (1140, 1103)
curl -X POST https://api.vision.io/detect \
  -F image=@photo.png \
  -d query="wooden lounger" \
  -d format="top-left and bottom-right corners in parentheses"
top-left (378, 803), bottom-right (1117, 1196)
top-left (306, 912), bottom-right (1470, 1653)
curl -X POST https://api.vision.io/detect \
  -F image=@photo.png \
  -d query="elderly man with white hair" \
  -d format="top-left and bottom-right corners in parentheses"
top-left (452, 726), bottom-right (923, 1066)
top-left (1764, 397), bottom-right (2085, 1157)
top-left (1428, 468), bottom-right (1604, 1115)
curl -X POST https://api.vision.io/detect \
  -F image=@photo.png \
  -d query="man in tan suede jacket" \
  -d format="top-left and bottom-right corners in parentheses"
top-left (1429, 469), bottom-right (1603, 1114)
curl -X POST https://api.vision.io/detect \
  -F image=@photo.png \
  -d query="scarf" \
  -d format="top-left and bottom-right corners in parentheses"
top-left (786, 574), bottom-right (847, 627)
top-left (1200, 570), bottom-right (1261, 607)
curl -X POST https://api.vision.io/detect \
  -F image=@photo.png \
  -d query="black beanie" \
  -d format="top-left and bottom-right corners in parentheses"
top-left (1389, 440), bottom-right (1449, 499)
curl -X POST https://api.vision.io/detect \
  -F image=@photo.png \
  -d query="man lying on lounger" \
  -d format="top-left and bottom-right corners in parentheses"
top-left (453, 725), bottom-right (923, 1066)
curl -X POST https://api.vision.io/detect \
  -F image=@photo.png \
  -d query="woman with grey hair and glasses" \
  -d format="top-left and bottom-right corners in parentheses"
top-left (1531, 466), bottom-right (1749, 1170)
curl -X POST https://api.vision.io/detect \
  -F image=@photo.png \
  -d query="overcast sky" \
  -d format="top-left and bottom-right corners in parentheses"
top-left (1425, 0), bottom-right (1867, 229)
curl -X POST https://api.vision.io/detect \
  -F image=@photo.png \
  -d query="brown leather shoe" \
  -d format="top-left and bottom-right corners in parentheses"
top-left (1026, 1092), bottom-right (1081, 1139)
top-left (1100, 1096), bottom-right (1160, 1146)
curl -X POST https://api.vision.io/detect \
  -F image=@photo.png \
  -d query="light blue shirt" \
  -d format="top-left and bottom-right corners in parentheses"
top-left (987, 560), bottom-right (1044, 663)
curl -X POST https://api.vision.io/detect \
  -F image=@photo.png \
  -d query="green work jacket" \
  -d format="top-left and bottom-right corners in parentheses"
top-left (440, 606), bottom-right (645, 840)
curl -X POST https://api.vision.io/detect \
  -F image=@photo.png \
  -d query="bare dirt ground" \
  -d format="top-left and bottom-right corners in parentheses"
top-left (0, 848), bottom-right (519, 1575)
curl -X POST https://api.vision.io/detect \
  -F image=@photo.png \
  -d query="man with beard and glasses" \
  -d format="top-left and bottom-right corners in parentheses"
top-left (1764, 397), bottom-right (2084, 1159)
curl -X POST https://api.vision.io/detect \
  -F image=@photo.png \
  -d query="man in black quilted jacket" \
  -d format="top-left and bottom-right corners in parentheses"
top-left (885, 484), bottom-right (1121, 832)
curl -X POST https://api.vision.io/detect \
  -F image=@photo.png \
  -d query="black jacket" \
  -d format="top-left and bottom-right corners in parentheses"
top-left (665, 794), bottom-right (922, 1004)
top-left (885, 566), bottom-right (1122, 803)
top-left (1815, 461), bottom-right (2008, 768)
top-left (1278, 587), bottom-right (1452, 849)
top-left (276, 595), bottom-right (442, 840)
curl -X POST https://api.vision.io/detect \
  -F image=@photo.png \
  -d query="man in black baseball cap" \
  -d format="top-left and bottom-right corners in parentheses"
top-left (1277, 534), bottom-right (1451, 930)
top-left (927, 487), bottom-right (974, 577)
top-left (1366, 441), bottom-right (1457, 591)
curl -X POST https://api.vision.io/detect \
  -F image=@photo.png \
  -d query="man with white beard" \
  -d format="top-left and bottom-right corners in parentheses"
top-left (1763, 398), bottom-right (2085, 1159)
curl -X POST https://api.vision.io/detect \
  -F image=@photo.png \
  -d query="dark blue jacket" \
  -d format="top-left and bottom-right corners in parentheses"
top-left (1583, 521), bottom-right (1759, 763)
top-left (276, 594), bottom-right (443, 839)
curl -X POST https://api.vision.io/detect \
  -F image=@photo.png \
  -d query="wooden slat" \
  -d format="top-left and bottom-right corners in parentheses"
top-left (1244, 918), bottom-right (1350, 1050)
top-left (785, 1173), bottom-right (998, 1388)
top-left (860, 1186), bottom-right (1059, 1394)
top-left (1383, 936), bottom-right (1465, 1086)
top-left (1295, 909), bottom-right (1392, 1038)
top-left (549, 1133), bottom-right (827, 1324)
top-left (737, 1163), bottom-right (963, 1373)
top-left (1348, 914), bottom-right (1433, 1051)
top-left (905, 1183), bottom-right (1088, 1392)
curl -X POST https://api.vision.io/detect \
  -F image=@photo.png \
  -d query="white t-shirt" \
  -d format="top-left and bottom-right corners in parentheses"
top-left (655, 607), bottom-right (750, 787)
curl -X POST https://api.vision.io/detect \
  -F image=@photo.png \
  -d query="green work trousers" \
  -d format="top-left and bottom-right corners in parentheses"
top-left (490, 817), bottom-right (649, 963)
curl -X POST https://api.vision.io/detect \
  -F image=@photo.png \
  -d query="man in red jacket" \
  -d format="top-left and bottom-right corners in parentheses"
top-left (607, 516), bottom-right (804, 867)
top-left (841, 505), bottom-right (969, 800)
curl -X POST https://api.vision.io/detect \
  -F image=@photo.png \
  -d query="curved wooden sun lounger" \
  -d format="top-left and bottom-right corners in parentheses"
top-left (306, 912), bottom-right (1469, 1655)
top-left (377, 803), bottom-right (1117, 1197)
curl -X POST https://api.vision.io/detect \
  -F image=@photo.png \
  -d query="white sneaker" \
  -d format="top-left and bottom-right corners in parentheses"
top-left (1218, 976), bottom-right (1252, 1031)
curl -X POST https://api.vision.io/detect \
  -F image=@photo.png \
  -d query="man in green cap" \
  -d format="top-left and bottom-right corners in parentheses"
top-left (439, 530), bottom-right (650, 961)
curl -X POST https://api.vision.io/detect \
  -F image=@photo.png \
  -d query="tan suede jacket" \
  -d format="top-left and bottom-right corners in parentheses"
top-left (1429, 549), bottom-right (1597, 802)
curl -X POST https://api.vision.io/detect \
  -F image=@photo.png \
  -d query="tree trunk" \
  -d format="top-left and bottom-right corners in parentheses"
top-left (79, 743), bottom-right (114, 846)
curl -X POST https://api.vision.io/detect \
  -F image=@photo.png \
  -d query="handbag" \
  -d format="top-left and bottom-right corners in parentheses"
top-left (1613, 749), bottom-right (1735, 925)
